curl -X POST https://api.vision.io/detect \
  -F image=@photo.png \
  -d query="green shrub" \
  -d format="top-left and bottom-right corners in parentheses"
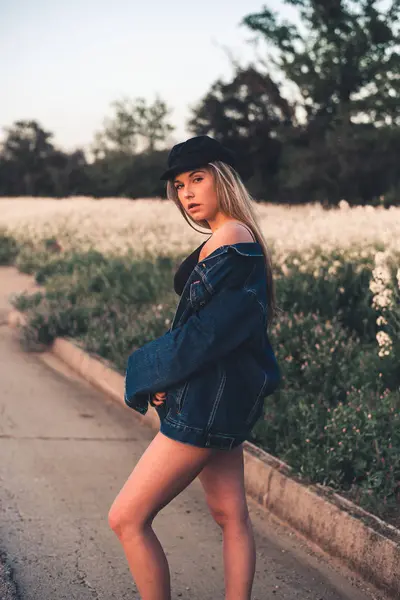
top-left (12, 249), bottom-right (177, 361)
top-left (276, 246), bottom-right (379, 342)
top-left (250, 308), bottom-right (399, 520)
top-left (0, 228), bottom-right (19, 265)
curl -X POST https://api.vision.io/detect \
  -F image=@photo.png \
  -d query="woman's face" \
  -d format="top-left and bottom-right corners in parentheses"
top-left (173, 167), bottom-right (219, 222)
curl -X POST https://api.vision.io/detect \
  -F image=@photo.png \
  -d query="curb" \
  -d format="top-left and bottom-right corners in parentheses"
top-left (7, 308), bottom-right (400, 598)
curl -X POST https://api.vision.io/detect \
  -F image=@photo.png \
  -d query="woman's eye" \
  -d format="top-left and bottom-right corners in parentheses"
top-left (175, 177), bottom-right (203, 191)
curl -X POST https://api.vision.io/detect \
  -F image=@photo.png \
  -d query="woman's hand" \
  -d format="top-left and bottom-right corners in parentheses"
top-left (151, 391), bottom-right (167, 407)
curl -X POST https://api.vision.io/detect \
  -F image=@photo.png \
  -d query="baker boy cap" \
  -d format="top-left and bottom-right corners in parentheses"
top-left (160, 135), bottom-right (242, 181)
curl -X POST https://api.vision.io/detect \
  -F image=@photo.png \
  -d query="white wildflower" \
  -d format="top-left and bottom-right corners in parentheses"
top-left (376, 330), bottom-right (393, 348)
top-left (372, 288), bottom-right (393, 310)
top-left (376, 315), bottom-right (388, 326)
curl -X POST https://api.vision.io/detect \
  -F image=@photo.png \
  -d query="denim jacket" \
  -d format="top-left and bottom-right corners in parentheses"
top-left (124, 242), bottom-right (281, 438)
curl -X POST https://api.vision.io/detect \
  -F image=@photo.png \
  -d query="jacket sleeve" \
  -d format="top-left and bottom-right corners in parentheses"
top-left (124, 285), bottom-right (264, 411)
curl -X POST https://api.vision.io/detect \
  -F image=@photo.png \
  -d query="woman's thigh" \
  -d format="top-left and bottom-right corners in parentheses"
top-left (109, 432), bottom-right (216, 528)
top-left (197, 443), bottom-right (249, 523)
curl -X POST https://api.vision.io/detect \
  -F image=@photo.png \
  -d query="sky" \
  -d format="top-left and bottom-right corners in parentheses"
top-left (0, 0), bottom-right (298, 153)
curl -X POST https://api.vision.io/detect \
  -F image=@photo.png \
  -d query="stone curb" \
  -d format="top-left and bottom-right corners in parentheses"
top-left (7, 308), bottom-right (400, 598)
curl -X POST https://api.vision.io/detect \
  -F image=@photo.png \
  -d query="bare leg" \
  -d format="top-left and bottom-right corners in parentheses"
top-left (108, 432), bottom-right (215, 600)
top-left (198, 443), bottom-right (256, 600)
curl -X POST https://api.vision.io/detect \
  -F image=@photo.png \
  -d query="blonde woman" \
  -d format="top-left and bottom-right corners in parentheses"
top-left (108, 135), bottom-right (281, 600)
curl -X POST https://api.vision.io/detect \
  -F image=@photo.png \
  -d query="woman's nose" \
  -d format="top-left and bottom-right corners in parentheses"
top-left (183, 188), bottom-right (193, 199)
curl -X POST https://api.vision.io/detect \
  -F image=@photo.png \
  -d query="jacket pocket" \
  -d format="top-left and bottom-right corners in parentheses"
top-left (165, 381), bottom-right (189, 414)
top-left (165, 362), bottom-right (224, 429)
top-left (189, 278), bottom-right (212, 311)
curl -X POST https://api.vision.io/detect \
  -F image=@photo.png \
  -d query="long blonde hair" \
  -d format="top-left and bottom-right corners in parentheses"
top-left (166, 160), bottom-right (279, 329)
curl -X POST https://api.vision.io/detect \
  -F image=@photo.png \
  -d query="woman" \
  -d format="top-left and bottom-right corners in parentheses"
top-left (108, 135), bottom-right (281, 600)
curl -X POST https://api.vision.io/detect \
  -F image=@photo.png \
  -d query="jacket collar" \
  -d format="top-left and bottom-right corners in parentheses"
top-left (169, 242), bottom-right (263, 331)
top-left (200, 242), bottom-right (264, 263)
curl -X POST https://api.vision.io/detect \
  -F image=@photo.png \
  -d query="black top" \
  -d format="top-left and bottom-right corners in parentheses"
top-left (174, 239), bottom-right (210, 296)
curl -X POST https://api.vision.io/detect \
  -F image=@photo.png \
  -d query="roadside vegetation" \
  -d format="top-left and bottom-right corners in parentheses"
top-left (1, 200), bottom-right (399, 526)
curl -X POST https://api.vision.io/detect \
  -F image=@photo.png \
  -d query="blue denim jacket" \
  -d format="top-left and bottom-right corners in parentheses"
top-left (124, 242), bottom-right (281, 444)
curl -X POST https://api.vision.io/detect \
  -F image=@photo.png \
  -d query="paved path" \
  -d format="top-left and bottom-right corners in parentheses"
top-left (0, 267), bottom-right (386, 600)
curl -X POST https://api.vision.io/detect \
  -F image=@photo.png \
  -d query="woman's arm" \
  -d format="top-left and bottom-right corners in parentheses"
top-left (125, 224), bottom-right (262, 413)
top-left (124, 284), bottom-right (264, 410)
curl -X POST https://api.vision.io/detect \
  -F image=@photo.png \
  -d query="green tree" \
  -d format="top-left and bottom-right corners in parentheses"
top-left (0, 120), bottom-right (89, 197)
top-left (1, 120), bottom-right (59, 195)
top-left (242, 0), bottom-right (400, 128)
top-left (187, 65), bottom-right (296, 198)
top-left (92, 95), bottom-right (175, 158)
top-left (236, 0), bottom-right (400, 204)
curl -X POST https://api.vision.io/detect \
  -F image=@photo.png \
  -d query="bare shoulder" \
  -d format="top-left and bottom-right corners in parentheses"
top-left (199, 221), bottom-right (254, 261)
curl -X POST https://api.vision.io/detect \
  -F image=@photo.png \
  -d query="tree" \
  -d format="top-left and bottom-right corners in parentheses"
top-left (91, 95), bottom-right (175, 158)
top-left (242, 0), bottom-right (400, 129)
top-left (0, 120), bottom-right (89, 197)
top-left (1, 120), bottom-right (59, 195)
top-left (233, 0), bottom-right (400, 204)
top-left (187, 65), bottom-right (296, 198)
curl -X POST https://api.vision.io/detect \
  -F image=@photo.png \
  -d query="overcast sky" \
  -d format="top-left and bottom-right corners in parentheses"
top-left (1, 0), bottom-right (298, 152)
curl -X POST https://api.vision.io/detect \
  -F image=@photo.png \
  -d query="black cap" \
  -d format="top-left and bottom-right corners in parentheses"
top-left (160, 135), bottom-right (240, 181)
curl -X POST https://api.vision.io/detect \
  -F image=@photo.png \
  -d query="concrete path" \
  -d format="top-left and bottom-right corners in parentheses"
top-left (0, 267), bottom-right (387, 600)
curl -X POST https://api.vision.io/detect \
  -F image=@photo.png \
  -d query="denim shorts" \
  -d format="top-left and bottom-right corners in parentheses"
top-left (153, 384), bottom-right (249, 451)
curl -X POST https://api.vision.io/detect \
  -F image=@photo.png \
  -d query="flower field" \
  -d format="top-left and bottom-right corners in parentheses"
top-left (1, 197), bottom-right (399, 524)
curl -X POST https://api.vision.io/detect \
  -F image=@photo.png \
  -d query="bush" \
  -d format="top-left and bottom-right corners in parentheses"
top-left (12, 249), bottom-right (177, 364)
top-left (275, 245), bottom-right (379, 341)
top-left (0, 228), bottom-right (19, 265)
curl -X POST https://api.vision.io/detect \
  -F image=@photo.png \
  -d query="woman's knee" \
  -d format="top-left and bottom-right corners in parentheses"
top-left (108, 498), bottom-right (156, 537)
top-left (208, 501), bottom-right (249, 529)
top-left (107, 501), bottom-right (130, 537)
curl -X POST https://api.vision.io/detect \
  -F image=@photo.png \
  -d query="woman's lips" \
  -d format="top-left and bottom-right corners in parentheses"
top-left (189, 204), bottom-right (201, 211)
